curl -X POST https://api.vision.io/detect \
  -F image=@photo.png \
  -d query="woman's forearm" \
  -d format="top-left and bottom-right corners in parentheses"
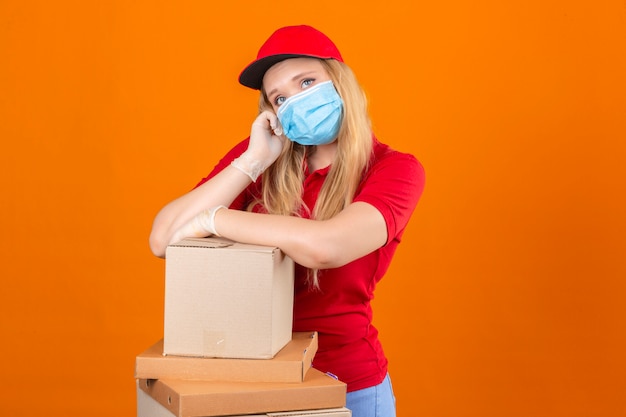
top-left (213, 202), bottom-right (387, 269)
top-left (149, 165), bottom-right (252, 257)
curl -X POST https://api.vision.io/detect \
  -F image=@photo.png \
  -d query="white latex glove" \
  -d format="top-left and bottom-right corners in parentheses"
top-left (168, 206), bottom-right (227, 245)
top-left (231, 111), bottom-right (285, 181)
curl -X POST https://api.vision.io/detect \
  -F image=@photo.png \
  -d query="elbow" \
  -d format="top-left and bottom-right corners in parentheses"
top-left (310, 247), bottom-right (338, 269)
top-left (149, 234), bottom-right (166, 258)
top-left (298, 240), bottom-right (346, 269)
top-left (148, 219), bottom-right (169, 258)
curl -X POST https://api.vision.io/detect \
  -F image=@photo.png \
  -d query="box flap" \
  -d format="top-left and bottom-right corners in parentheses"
top-left (167, 237), bottom-right (232, 249)
top-left (168, 237), bottom-right (279, 253)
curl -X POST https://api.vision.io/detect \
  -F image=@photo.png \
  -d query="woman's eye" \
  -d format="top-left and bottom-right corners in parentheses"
top-left (274, 96), bottom-right (286, 106)
top-left (301, 78), bottom-right (314, 88)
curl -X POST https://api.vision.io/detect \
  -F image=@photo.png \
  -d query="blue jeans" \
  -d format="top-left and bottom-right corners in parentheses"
top-left (346, 373), bottom-right (396, 417)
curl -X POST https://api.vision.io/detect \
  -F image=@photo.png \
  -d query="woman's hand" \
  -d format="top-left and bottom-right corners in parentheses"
top-left (230, 110), bottom-right (286, 182)
top-left (247, 110), bottom-right (285, 168)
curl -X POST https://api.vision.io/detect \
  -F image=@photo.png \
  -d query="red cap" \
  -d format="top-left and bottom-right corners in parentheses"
top-left (238, 25), bottom-right (344, 90)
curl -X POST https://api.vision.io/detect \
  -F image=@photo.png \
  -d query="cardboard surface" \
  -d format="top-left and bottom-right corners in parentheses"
top-left (137, 368), bottom-right (347, 417)
top-left (164, 237), bottom-right (294, 359)
top-left (137, 383), bottom-right (351, 417)
top-left (135, 332), bottom-right (318, 382)
top-left (267, 409), bottom-right (351, 417)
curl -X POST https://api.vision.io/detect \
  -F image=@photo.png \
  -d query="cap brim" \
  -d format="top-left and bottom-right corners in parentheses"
top-left (238, 54), bottom-right (314, 90)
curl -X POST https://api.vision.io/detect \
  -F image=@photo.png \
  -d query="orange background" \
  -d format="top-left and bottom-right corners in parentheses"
top-left (1, 1), bottom-right (625, 416)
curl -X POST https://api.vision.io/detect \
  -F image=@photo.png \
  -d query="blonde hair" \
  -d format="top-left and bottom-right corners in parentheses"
top-left (252, 59), bottom-right (373, 286)
top-left (255, 60), bottom-right (372, 216)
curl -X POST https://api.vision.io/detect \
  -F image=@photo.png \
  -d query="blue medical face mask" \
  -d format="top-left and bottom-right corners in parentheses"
top-left (276, 80), bottom-right (344, 146)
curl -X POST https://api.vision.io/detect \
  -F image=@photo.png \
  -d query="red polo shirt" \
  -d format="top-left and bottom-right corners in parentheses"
top-left (195, 136), bottom-right (425, 392)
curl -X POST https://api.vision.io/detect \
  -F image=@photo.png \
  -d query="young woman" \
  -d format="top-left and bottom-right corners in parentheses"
top-left (149, 25), bottom-right (425, 417)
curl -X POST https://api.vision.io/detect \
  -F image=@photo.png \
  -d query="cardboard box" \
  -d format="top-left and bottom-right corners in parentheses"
top-left (164, 237), bottom-right (294, 359)
top-left (135, 332), bottom-right (318, 383)
top-left (136, 383), bottom-right (351, 416)
top-left (137, 368), bottom-right (347, 417)
top-left (137, 382), bottom-right (352, 417)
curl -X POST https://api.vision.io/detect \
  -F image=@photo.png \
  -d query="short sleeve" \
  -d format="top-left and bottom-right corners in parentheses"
top-left (354, 151), bottom-right (425, 245)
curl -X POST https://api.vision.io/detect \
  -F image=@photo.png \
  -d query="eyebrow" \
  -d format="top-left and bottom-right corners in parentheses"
top-left (266, 70), bottom-right (319, 99)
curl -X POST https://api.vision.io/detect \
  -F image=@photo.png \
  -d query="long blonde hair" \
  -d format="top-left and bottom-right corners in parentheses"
top-left (252, 59), bottom-right (373, 287)
top-left (254, 59), bottom-right (373, 219)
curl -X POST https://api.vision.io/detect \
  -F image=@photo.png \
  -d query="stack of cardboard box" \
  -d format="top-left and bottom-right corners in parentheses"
top-left (135, 237), bottom-right (351, 417)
